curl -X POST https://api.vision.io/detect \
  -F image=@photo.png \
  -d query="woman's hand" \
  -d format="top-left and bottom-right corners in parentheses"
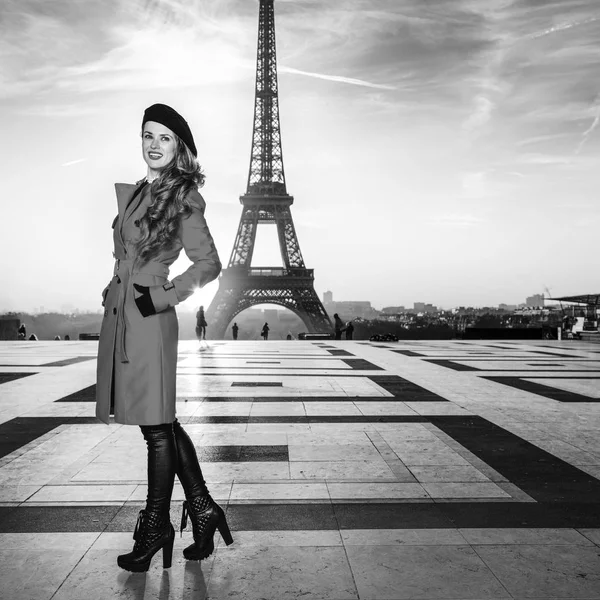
top-left (133, 283), bottom-right (157, 317)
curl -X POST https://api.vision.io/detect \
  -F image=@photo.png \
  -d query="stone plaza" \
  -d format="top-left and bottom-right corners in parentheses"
top-left (1, 338), bottom-right (599, 599)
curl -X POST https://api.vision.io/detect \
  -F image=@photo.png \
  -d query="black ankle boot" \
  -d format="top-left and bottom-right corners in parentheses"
top-left (117, 509), bottom-right (175, 572)
top-left (180, 495), bottom-right (233, 561)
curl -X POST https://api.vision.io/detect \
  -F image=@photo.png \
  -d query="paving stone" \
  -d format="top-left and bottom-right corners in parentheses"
top-left (2, 339), bottom-right (600, 599)
top-left (346, 544), bottom-right (510, 599)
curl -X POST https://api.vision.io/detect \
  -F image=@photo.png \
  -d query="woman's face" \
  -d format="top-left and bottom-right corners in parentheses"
top-left (142, 121), bottom-right (177, 173)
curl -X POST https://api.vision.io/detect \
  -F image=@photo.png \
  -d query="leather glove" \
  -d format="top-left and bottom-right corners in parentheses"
top-left (133, 283), bottom-right (157, 317)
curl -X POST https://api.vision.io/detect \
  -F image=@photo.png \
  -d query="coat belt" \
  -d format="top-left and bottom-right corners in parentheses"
top-left (113, 258), bottom-right (170, 363)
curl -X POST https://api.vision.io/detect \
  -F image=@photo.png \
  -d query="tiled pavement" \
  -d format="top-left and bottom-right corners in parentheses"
top-left (1, 339), bottom-right (600, 599)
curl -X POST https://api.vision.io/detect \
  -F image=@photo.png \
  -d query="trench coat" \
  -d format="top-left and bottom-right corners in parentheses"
top-left (95, 181), bottom-right (221, 426)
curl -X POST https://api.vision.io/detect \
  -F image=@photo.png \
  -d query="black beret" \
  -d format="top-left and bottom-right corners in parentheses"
top-left (142, 103), bottom-right (197, 157)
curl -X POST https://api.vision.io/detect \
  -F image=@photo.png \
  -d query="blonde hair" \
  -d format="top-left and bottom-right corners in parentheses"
top-left (135, 136), bottom-right (205, 264)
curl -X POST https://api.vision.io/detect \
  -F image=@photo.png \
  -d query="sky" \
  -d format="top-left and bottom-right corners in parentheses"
top-left (1, 0), bottom-right (599, 314)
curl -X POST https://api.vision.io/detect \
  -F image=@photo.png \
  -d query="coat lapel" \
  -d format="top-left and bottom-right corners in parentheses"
top-left (114, 181), bottom-right (147, 246)
top-left (115, 183), bottom-right (138, 218)
top-left (124, 181), bottom-right (149, 223)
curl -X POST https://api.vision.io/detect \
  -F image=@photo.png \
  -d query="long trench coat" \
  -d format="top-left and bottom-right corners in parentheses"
top-left (95, 181), bottom-right (221, 426)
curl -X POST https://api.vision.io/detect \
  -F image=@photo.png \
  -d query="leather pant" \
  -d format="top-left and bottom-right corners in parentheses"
top-left (140, 419), bottom-right (208, 517)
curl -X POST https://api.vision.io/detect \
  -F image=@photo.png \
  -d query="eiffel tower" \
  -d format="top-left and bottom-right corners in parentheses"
top-left (206, 0), bottom-right (331, 339)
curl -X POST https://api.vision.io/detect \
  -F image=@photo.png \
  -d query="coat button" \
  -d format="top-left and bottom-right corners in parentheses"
top-left (104, 309), bottom-right (108, 317)
top-left (113, 308), bottom-right (117, 315)
top-left (134, 219), bottom-right (140, 227)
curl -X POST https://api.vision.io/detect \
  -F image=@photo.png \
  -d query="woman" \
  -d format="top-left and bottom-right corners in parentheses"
top-left (333, 313), bottom-right (345, 340)
top-left (344, 321), bottom-right (354, 340)
top-left (261, 322), bottom-right (269, 340)
top-left (195, 305), bottom-right (207, 341)
top-left (96, 103), bottom-right (232, 573)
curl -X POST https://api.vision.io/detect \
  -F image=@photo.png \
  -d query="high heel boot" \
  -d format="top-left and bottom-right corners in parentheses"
top-left (180, 494), bottom-right (234, 561)
top-left (117, 422), bottom-right (177, 572)
top-left (117, 509), bottom-right (175, 572)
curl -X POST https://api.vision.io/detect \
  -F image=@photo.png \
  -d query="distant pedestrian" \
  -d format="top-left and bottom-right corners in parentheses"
top-left (232, 322), bottom-right (239, 340)
top-left (18, 323), bottom-right (26, 340)
top-left (261, 322), bottom-right (269, 340)
top-left (196, 305), bottom-right (207, 341)
top-left (28, 334), bottom-right (38, 341)
top-left (345, 321), bottom-right (354, 340)
top-left (54, 335), bottom-right (61, 341)
top-left (64, 334), bottom-right (71, 341)
top-left (333, 313), bottom-right (345, 340)
top-left (286, 333), bottom-right (292, 340)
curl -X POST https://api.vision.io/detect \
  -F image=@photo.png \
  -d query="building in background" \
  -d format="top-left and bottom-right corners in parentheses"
top-left (382, 306), bottom-right (406, 314)
top-left (412, 302), bottom-right (437, 314)
top-left (323, 292), bottom-right (379, 320)
top-left (526, 294), bottom-right (545, 307)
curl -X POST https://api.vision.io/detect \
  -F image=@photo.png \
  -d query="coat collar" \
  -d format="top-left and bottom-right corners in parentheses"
top-left (114, 183), bottom-right (141, 218)
top-left (114, 181), bottom-right (149, 247)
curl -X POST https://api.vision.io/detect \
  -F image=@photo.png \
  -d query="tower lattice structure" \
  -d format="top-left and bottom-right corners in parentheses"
top-left (206, 0), bottom-right (331, 339)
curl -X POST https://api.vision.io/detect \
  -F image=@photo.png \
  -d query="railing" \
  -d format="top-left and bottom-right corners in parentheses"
top-left (247, 268), bottom-right (313, 278)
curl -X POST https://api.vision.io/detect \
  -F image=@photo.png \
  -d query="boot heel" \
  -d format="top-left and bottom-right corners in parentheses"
top-left (217, 517), bottom-right (234, 546)
top-left (163, 533), bottom-right (174, 568)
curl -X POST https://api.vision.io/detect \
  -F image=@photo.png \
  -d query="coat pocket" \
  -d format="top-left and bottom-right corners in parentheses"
top-left (130, 272), bottom-right (170, 316)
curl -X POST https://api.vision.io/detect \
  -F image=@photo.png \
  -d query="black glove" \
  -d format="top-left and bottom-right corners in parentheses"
top-left (133, 283), bottom-right (157, 317)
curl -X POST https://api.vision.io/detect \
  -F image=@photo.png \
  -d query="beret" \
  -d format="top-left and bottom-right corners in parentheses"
top-left (142, 103), bottom-right (197, 157)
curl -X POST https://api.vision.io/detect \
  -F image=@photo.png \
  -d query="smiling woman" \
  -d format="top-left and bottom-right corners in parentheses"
top-left (142, 123), bottom-right (177, 175)
top-left (133, 106), bottom-right (204, 266)
top-left (95, 103), bottom-right (232, 573)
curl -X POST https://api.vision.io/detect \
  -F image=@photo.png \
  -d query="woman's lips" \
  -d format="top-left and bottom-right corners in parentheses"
top-left (148, 152), bottom-right (163, 159)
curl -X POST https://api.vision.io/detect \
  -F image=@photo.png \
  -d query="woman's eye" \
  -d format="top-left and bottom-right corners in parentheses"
top-left (161, 137), bottom-right (170, 142)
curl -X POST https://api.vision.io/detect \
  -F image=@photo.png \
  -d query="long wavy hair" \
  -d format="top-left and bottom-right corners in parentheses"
top-left (135, 136), bottom-right (205, 264)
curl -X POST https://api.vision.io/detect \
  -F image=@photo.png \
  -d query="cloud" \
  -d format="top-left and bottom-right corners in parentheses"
top-left (456, 0), bottom-right (600, 150)
top-left (16, 104), bottom-right (101, 118)
top-left (518, 153), bottom-right (572, 166)
top-left (0, 0), bottom-right (257, 100)
top-left (457, 3), bottom-right (512, 137)
top-left (279, 66), bottom-right (396, 90)
top-left (54, 28), bottom-right (252, 94)
top-left (575, 94), bottom-right (600, 154)
top-left (0, 2), bottom-right (121, 99)
top-left (463, 96), bottom-right (495, 132)
top-left (515, 133), bottom-right (573, 147)
top-left (3, 0), bottom-right (600, 182)
top-left (526, 15), bottom-right (600, 41)
top-left (61, 158), bottom-right (87, 167)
